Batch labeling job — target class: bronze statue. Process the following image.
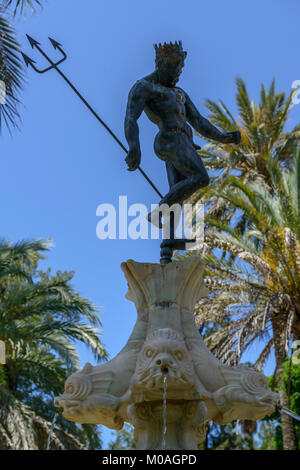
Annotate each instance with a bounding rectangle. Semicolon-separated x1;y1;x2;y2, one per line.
124;41;241;210
124;41;241;263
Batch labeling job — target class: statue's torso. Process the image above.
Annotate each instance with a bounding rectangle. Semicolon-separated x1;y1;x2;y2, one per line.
141;79;192;138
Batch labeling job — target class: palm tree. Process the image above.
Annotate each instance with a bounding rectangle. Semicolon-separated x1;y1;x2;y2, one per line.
0;0;47;132
0;8;23;132
0;386;87;449
191;78;300;233
0;238;107;449
193;152;300;449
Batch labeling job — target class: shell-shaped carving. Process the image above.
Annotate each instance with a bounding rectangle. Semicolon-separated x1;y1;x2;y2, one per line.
121;257;209;311
65;374;92;400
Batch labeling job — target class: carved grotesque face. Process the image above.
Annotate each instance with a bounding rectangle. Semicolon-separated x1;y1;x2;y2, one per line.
157;57;184;87
131;329;196;396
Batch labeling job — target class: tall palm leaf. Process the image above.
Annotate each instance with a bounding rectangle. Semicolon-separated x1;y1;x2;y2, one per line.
191;78;300;236
0;8;23;132
0;386;86;449
0;0;48;132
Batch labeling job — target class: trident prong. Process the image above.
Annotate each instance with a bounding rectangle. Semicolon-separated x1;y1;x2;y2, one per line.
22;34;67;74
48;37;67;63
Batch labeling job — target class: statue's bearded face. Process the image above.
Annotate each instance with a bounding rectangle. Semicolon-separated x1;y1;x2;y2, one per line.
157;57;184;87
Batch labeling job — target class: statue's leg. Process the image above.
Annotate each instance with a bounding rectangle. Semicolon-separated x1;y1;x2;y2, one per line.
160;135;209;207
147;163;186;228
165;161;187;188
148;134;208;229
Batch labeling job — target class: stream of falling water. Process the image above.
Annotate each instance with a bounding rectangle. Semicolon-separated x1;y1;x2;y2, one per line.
46;412;58;450
162;374;167;449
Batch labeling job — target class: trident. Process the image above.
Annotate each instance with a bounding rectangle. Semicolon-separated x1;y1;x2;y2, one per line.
22;35;163;199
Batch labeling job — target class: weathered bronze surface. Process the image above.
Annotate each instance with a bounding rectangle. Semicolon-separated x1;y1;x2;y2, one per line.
124;41;241;263
124;41;241;209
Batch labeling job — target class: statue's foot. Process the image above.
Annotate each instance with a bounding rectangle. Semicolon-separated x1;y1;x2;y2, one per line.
147;207;163;228
161;237;196;250
160;237;196;264
147;202;184;229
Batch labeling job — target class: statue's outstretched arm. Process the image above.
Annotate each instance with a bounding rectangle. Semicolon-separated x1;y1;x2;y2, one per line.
183;91;241;145
124;81;151;171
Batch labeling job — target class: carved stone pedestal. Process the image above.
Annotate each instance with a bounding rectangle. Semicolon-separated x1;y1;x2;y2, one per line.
128;400;207;450
55;257;278;450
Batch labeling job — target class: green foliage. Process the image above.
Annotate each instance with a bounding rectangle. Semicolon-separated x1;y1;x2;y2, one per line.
0;0;48;132
0;8;23;132
3;0;43;16
108;423;136;450
262;360;300;450
192;151;300;370
201;421;256;450
282;361;300;415
192;77;299;234
0;238;107;449
256;421;278;450
187;78;300;449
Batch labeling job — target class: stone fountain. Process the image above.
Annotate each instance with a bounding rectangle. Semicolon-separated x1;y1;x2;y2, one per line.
55;256;278;450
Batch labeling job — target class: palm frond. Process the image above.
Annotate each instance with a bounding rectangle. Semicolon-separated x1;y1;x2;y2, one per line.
0;9;24;132
2;0;42;17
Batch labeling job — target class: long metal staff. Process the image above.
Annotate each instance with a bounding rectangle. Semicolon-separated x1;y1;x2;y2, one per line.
276;404;300;421
22;35;163;199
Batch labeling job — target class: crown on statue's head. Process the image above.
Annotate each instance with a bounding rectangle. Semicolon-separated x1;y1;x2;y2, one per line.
154;40;187;66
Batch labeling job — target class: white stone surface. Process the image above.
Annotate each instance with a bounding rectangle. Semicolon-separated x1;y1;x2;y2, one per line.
55;257;278;449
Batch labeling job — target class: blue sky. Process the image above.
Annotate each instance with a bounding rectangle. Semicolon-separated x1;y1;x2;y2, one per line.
1;0;300;447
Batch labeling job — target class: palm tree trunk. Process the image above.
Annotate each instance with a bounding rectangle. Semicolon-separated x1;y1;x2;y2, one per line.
272;319;298;450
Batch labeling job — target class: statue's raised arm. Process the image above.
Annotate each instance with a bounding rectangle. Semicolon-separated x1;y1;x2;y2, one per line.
183;91;241;145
